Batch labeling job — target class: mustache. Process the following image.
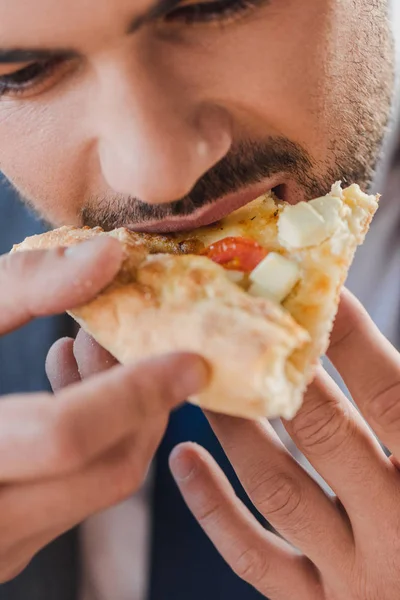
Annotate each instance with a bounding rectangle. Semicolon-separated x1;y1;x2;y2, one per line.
81;137;322;231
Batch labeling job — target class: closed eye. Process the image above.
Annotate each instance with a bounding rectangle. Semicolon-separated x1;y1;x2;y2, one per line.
164;0;269;25
0;56;74;98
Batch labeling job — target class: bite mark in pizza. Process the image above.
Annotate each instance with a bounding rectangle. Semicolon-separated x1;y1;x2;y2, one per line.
13;182;378;420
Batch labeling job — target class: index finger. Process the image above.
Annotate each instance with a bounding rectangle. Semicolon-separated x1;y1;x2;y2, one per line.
0;236;123;334
327;289;400;457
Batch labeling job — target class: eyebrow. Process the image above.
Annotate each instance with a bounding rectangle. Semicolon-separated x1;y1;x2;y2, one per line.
0;0;184;63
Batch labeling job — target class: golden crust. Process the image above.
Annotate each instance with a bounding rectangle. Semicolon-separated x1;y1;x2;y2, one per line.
172;183;379;391
12;183;378;419
73;255;309;419
13;225;309;419
281;184;378;385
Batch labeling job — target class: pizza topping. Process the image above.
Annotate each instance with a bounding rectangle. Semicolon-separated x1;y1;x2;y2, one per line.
278;202;330;249
225;270;246;284
330;181;344;200
203;237;269;272
127;232;205;255
249;252;300;303
309;195;343;231
248;281;274;300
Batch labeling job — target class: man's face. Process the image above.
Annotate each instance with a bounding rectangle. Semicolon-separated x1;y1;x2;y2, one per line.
0;0;394;232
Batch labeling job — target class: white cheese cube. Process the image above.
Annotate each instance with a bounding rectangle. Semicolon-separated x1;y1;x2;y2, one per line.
309;195;343;232
248;282;275;301
249;253;300;303
278;202;329;248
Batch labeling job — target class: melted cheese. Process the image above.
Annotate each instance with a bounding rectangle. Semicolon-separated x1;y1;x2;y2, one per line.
173;193;282;250
172;182;378;286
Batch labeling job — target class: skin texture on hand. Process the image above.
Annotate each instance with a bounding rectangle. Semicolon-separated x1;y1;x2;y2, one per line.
3;234;400;600
0;241;207;582
170;290;400;600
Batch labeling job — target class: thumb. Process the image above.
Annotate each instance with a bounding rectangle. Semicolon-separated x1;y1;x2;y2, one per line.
1;237;123;334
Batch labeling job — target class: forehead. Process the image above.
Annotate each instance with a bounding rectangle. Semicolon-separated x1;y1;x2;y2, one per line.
0;0;151;49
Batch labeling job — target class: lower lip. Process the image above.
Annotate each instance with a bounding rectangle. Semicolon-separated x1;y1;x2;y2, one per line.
127;177;286;234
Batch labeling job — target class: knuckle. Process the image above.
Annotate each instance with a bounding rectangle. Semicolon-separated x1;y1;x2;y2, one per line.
290;394;347;458
232;546;270;587
329;318;357;356
248;468;302;523
1;249;44;287
0;249;65;320
0;249;32;277
196;500;222;528
364;380;400;432
329;295;365;356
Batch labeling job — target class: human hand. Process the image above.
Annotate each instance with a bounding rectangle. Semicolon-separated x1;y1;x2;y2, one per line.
0;239;206;582
171;290;400;599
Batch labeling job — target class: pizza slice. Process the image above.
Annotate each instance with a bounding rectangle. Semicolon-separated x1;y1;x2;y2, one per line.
13;182;378;420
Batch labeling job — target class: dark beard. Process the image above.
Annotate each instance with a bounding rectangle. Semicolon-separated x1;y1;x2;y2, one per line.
80;135;369;232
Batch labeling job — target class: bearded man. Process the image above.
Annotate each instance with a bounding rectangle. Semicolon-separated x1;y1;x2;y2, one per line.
0;1;398;599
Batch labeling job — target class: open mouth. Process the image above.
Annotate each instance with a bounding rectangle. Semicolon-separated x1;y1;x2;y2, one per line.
127;178;297;235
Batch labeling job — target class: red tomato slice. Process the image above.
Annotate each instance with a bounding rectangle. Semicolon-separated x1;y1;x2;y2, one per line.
203;237;268;272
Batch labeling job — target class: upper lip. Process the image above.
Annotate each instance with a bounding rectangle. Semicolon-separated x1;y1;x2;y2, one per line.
127;175;287;234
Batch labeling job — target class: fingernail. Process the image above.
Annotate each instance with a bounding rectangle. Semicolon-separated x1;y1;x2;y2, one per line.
65;239;96;259
65;237;121;261
170;447;197;482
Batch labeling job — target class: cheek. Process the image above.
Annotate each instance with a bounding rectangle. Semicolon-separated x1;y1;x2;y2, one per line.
0;99;90;226
177;0;347;165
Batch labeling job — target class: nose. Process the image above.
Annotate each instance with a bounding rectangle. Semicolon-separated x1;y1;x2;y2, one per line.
95;70;232;204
